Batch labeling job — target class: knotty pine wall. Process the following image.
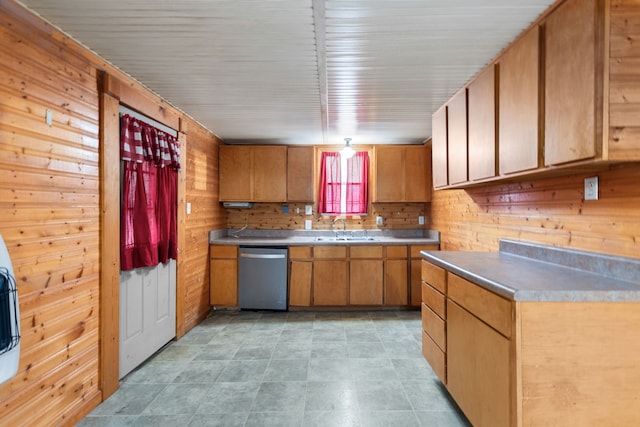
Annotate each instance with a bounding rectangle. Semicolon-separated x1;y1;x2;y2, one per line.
0;2;224;426
227;202;429;230
431;163;640;259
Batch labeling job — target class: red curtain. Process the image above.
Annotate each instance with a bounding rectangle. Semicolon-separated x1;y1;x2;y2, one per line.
345;151;369;214
120;114;180;271
318;151;369;215
318;152;341;214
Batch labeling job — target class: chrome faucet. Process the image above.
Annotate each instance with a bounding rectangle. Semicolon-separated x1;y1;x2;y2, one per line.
332;218;346;238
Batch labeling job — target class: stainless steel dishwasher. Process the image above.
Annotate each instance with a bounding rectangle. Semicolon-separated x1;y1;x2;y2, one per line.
238;246;288;310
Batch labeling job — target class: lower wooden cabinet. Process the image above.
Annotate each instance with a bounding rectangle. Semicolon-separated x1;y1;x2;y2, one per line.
411;245;438;306
313;260;348;305
210;245;238;306
447;300;512;427
421;260;640;427
289;246;313;306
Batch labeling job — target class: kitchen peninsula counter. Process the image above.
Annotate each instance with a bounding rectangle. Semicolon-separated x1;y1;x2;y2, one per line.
418;239;640;427
421;239;640;302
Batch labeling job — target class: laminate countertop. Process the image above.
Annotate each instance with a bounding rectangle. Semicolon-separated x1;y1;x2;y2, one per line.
209;229;440;247
421;239;640;302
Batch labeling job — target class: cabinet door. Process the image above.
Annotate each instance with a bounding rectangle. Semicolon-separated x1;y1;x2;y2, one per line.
210;258;238;306
545;0;597;165
499;26;540;175
289;260;312;306
447;89;468;185
287;146;314;201
313;260;347;305
374;146;404;202
384;259;408;305
468;64;497;181
253;146;287;201
219;145;251;201
405;145;431;202
410;259;423;307
447;300;511;427
349;259;383;305
431;105;448;188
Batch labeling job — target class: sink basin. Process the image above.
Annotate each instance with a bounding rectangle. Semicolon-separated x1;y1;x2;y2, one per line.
314;236;377;242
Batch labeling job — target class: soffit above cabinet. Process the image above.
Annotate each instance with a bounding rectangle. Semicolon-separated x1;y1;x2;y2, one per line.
20;0;555;145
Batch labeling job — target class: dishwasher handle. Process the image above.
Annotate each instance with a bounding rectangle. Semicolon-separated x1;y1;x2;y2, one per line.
240;253;286;260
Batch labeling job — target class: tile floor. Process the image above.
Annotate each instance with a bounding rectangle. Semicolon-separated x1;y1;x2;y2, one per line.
78;310;471;427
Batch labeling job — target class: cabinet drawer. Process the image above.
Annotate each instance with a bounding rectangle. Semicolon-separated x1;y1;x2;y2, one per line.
350;245;383;259
421;261;446;293
422;282;445;319
448;273;512;338
386;245;408;259
289;246;312;259
422;330;446;384
314;245;347;259
422;303;446;352
210;245;237;258
411;245;439;258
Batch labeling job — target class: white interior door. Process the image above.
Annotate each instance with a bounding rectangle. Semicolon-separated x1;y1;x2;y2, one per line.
119;259;176;378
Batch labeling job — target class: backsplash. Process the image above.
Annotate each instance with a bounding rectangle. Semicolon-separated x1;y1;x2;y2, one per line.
226;202;429;230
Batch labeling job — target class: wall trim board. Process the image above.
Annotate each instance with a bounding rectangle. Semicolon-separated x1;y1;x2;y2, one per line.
98;89;120;400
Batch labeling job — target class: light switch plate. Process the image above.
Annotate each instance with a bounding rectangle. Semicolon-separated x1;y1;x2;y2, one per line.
584;177;598;201
305;219;312;230
305;205;313;215
186;202;191;214
376;216;383;226
418;216;425;225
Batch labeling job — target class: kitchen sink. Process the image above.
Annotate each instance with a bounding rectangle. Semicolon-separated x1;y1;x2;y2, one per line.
314;236;378;242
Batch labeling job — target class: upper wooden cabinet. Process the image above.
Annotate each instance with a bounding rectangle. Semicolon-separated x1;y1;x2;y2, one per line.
545;0;597;166
468;64;497;181
373;145;431;202
447;89;468;185
432;0;640;190
499;25;541;175
287;146;314;202
431;105;448;189
219;145;287;202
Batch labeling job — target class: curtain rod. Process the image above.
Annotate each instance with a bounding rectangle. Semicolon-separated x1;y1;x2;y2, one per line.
118;105;178;138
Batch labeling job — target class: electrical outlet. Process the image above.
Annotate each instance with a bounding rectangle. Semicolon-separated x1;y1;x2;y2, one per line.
584;177;598;201
376;216;383;226
186;202;191;215
418;215;425;225
304;219;312;230
305;205;313;215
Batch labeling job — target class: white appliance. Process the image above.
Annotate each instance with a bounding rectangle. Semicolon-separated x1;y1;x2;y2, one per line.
0;234;20;385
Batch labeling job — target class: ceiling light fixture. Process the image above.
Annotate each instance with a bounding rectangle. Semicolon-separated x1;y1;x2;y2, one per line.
340;137;355;159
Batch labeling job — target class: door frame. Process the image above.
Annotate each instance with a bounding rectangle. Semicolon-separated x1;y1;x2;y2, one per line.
98;72;186;399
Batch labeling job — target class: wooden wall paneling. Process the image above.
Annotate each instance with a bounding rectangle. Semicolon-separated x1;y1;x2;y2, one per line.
608;0;640;160
98;90;120;400
182;119;224;331
499;25;541;175
0;3;103;424
430;163;640;259
1;3;225;425
175;130;187;338
226;202;428;231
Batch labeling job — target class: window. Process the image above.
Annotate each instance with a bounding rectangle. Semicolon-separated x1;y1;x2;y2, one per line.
318;151;369;215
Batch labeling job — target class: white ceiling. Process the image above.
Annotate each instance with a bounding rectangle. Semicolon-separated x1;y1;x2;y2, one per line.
19;0;556;146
